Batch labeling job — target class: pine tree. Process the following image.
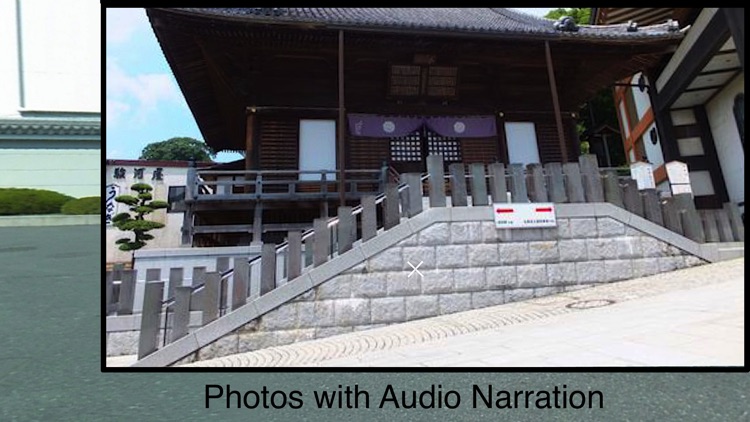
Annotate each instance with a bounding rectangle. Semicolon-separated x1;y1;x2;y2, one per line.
111;183;168;252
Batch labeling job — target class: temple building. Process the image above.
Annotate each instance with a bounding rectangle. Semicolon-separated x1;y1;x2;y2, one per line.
146;7;684;245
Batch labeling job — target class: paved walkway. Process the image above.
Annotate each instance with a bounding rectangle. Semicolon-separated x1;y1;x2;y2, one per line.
177;257;744;368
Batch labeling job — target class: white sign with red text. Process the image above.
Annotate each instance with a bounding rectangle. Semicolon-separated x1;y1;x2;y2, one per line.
493;203;557;228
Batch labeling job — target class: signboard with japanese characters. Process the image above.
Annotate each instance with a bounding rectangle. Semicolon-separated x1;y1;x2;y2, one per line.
629;161;656;190
665;161;692;195
105;184;119;225
493;203;557;228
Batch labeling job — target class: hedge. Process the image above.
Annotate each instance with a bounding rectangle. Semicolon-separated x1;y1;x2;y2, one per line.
0;188;75;215
61;196;101;215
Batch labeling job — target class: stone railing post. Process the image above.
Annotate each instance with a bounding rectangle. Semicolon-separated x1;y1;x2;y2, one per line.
562;162;585;203
544;162;567;203
509;164;528;203
361;195;377;242
470;164;489;206
426;154;446;207
137;280;164;359
232;257;249;310
488;163;508;203
449;163;468;206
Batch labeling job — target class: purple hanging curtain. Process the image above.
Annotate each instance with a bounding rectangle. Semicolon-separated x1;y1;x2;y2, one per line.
425;115;497;138
348;114;424;138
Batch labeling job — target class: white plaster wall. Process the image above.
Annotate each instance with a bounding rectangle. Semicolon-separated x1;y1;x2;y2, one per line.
631;73;651;121
0;1;20;117
642;122;665;168
106;165;188;264
19;0;101;112
0;140;99;197
706;74;744;208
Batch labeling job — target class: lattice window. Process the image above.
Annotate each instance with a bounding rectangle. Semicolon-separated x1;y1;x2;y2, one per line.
390;131;423;162
388;65;422;97
388;65;458;98
426;66;458;97
427;131;462;163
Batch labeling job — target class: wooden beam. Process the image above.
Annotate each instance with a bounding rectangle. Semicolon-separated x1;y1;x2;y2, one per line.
544;41;568;163
722;7;745;71
654;12;729;111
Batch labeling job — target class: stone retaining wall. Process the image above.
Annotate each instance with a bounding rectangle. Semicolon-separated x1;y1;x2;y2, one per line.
174;216;704;364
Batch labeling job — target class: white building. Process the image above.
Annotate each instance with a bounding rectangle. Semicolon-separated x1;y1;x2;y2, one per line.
106;160;209;266
0;0;101;198
594;8;744;216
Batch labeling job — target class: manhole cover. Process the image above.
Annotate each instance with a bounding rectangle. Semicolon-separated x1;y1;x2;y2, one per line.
566;299;615;310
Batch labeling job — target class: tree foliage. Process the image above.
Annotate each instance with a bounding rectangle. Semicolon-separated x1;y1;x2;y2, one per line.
545;8;592;25
139;137;215;162
112;183;167;251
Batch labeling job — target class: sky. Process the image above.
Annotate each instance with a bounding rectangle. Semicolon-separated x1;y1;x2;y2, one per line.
105;8;557;163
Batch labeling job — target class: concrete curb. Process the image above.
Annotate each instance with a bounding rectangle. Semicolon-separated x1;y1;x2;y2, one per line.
0;214;100;227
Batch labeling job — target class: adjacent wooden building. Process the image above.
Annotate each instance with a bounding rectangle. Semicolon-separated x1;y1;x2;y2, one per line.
146;8;682;246
593;8;744;213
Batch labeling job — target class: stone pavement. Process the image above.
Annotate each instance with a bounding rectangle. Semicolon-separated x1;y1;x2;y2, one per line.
176;257;744;368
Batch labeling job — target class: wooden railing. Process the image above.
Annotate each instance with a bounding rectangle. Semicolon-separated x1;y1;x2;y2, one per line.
186;167;388;202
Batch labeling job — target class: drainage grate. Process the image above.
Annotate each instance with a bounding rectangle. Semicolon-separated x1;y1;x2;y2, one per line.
565;299;616;310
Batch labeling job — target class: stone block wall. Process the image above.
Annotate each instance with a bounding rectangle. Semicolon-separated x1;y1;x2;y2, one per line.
176;216;705;363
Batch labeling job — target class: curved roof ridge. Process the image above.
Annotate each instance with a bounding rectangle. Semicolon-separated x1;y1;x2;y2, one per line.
163;8;683;41
489;8;554;26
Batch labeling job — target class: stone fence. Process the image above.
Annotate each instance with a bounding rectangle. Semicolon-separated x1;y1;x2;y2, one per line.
107;154;744;365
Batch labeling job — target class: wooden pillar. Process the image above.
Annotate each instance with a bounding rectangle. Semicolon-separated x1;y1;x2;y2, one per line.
244;112;257;205
245;112;256;170
337;30;346;207
544;40;568;163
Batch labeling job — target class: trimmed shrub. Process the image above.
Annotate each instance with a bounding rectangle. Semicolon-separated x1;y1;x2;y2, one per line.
61;196;101;215
0;188;74;215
